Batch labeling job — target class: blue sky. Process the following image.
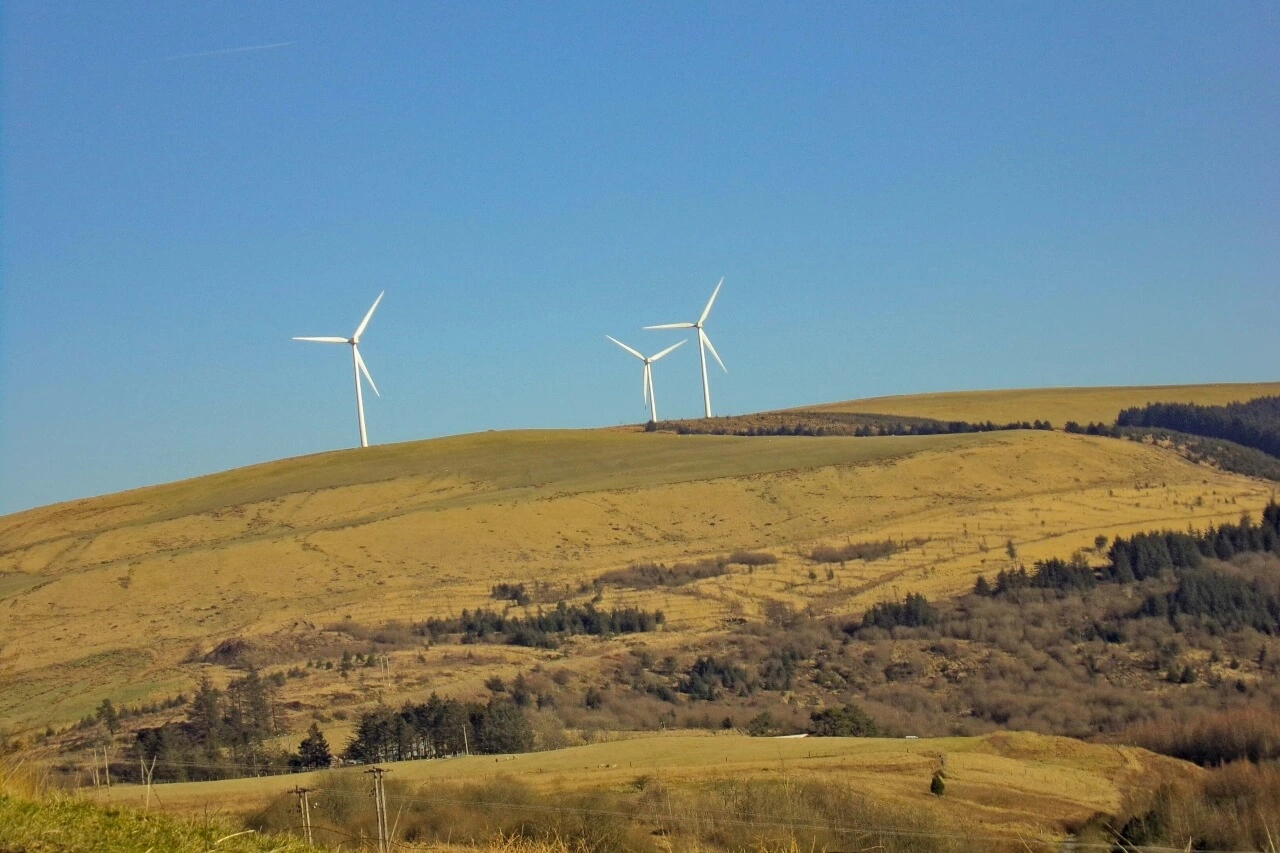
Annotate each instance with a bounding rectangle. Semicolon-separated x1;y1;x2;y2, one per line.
2;2;1277;514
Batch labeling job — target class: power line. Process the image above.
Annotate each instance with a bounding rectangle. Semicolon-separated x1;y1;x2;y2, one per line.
75;754;1246;853
279;784;1236;853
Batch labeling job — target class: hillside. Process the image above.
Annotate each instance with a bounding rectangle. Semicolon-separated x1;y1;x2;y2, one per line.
103;730;1193;849
0;384;1274;740
806;381;1280;427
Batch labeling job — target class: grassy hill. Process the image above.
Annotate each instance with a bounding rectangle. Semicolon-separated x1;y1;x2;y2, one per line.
89;730;1194;850
1;385;1276;740
4;381;1280;849
806;381;1280;427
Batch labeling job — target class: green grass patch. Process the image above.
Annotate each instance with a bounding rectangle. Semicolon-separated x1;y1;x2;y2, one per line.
0;793;316;853
0;573;47;601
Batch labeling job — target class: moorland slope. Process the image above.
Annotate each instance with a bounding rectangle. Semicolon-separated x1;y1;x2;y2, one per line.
808;381;1280;427
0;384;1275;738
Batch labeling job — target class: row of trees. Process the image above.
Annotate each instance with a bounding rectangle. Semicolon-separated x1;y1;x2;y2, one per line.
972;503;1280;635
1117;396;1280;460
858;593;937;630
743;703;879;737
343;695;533;764
416;602;664;648
1063;421;1123;437
670;417;1055;438
131;670;279;781
976;504;1280;598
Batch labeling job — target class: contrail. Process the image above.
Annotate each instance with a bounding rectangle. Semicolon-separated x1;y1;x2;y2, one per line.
163;41;293;61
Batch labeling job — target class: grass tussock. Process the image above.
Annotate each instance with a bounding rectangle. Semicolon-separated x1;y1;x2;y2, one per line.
1;756;46;801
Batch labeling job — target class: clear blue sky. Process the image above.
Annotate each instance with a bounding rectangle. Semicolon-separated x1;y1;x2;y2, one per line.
2;2;1277;514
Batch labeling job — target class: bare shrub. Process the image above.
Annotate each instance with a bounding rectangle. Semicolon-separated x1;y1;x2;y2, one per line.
1122;708;1280;765
596;558;727;589
726;550;778;566
808;539;898;564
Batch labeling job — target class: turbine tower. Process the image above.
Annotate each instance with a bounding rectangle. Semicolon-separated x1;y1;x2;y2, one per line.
645;277;726;418
606;336;685;424
293;291;384;448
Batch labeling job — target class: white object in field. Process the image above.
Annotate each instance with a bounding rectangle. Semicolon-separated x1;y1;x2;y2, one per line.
644;277;726;418
293;291;384;448
606;336;685;424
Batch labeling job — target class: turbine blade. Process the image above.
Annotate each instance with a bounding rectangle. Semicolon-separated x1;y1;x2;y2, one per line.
644;322;695;330
353;291;385;340
649;339;686;362
606;335;645;361
701;329;727;373
698;276;724;325
293;336;349;343
354;347;380;397
643;363;651;405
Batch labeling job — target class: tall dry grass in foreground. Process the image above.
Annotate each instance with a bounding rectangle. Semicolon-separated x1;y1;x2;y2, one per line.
251;772;990;852
0;754;317;853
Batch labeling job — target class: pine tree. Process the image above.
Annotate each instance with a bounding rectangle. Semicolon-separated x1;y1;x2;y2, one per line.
189;676;223;751
96;699;119;734
293;722;332;769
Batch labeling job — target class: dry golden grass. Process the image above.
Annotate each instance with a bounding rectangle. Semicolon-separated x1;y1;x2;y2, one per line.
100;730;1191;846
0;385;1275;738
805;381;1280;426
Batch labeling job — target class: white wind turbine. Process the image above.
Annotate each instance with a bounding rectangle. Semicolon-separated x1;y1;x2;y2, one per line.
645;277;726;418
606;336;685;424
293;291;384;448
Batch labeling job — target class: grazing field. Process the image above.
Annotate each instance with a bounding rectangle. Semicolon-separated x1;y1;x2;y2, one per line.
0;389;1275;738
97;730;1190;847
806;381;1280;427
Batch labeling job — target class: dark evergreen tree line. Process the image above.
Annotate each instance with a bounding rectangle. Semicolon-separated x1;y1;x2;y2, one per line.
673;418;1055;438
678;656;752;701
859;593;937;630
415;602;664;648
983;554;1097;596
1117;395;1280;460
1138;568;1280;635
1064;421;1123;437
343;694;533;764
973;503;1280;634
806;703;878;737
976;504;1280;599
130;669;278;782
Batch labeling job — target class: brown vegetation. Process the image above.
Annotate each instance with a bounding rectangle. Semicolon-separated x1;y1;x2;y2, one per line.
250;767;991;852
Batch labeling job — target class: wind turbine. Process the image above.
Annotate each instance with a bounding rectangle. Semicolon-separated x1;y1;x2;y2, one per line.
293;291;384;448
645;277;726;418
606;336;685;424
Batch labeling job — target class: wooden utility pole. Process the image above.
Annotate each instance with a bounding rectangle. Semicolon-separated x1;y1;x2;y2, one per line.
291;786;315;845
139;756;157;809
365;767;391;853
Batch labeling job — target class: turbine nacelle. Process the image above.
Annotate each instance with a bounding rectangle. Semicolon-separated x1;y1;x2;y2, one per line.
644;277;726;418
606;336;684;423
293;291;385;448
